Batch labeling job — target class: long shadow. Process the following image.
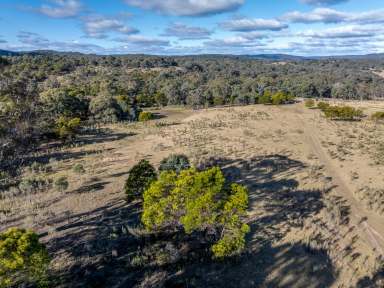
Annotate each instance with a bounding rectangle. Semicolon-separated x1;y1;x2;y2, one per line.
46;154;336;288
3;129;134;170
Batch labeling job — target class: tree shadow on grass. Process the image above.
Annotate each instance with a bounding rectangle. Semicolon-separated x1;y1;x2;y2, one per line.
45;154;336;288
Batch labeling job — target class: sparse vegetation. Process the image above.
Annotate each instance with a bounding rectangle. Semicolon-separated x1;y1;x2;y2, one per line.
159;154;190;173
54;176;69;192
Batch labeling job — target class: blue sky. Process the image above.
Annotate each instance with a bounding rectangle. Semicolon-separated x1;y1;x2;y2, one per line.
0;0;383;55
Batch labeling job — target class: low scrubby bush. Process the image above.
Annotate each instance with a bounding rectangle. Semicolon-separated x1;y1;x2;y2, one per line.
317;101;330;111
55;116;81;139
159;154;190;173
72;163;85;174
18;177;52;194
138;111;154;122
304;99;315;108
142;167;249;258
323;105;363;121
54;176;69;192
124;160;157;201
371;111;384;121
0;228;50;288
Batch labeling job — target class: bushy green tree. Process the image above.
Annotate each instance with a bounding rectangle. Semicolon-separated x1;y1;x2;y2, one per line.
159;154;190;173
0;228;50;288
124;160;157;201
89;94;124;123
142;167;249;258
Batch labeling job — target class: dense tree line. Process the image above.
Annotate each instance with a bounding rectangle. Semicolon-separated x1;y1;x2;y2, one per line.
1;53;384;166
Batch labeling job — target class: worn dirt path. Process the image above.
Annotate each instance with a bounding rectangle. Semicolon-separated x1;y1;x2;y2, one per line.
290;105;384;255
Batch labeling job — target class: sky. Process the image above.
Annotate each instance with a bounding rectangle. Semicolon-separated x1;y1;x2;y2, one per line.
0;0;383;56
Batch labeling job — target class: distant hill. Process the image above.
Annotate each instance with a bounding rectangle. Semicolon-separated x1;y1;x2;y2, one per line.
0;50;20;56
1;49;384;61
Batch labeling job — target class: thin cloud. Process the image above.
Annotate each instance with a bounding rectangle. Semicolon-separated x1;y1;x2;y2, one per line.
37;0;82;18
114;35;170;47
124;0;244;16
301;0;348;6
282;8;384;24
220;17;288;31
82;16;139;39
162;23;212;40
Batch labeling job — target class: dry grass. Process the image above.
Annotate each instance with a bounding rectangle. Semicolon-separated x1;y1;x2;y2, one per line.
2;103;384;287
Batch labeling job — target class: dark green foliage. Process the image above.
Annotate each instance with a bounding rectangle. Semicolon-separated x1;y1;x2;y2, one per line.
89;94;124;123
54;176;69;192
159;154;190;173
124;160;157;201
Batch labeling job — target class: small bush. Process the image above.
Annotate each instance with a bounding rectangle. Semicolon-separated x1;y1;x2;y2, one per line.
0;228;50;288
138;111;154;122
54;176;69;192
124;160;157;201
55;116;81;139
28;162;52;174
323;105;363;121
317;101;330;111
159;154;190;173
72;163;85;174
271;91;295;105
18;177;52;194
371;111;384;121
305;99;315;108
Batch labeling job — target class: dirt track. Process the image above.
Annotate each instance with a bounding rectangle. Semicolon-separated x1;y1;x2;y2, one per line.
293;105;384;254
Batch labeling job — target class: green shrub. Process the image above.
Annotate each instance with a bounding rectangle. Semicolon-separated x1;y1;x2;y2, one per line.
371;111;384;121
323;105;363;121
142;167;249;258
55;116;81;139
138;111;154;122
54;176;69;192
72;163;85;174
271;91;295;105
159;154;190;173
0;228;50;288
18;177;52;194
124;160;157;201
305;99;315;108
258;91;272;104
317;101;330;111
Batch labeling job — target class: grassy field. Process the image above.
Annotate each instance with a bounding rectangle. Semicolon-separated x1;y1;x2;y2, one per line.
3;101;384;287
